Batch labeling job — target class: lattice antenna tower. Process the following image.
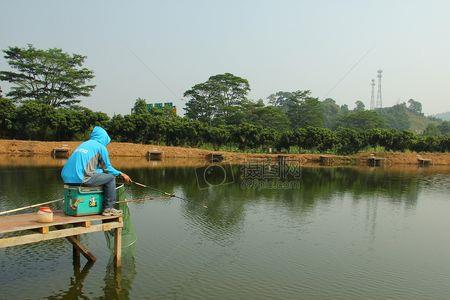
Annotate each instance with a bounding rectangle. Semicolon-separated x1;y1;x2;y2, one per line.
370;79;375;110
376;70;383;108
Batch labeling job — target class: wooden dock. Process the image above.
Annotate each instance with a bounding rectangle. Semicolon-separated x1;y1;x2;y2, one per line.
367;156;386;167
147;150;163;161
52;147;70;159
0;211;123;267
417;156;432;167
207;153;224;163
319;155;333;166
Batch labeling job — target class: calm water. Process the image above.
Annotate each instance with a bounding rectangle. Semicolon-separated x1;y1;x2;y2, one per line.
1;158;450;299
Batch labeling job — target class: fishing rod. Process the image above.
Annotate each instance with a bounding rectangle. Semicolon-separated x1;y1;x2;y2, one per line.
117;195;171;204
0;182;187;216
0;198;64;216
131;180;188;201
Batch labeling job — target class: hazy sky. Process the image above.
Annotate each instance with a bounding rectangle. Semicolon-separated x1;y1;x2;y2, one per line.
1;0;449;115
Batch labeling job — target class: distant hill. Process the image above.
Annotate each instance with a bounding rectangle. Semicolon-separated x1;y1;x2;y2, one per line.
434;112;450;121
406;110;441;133
377;104;441;133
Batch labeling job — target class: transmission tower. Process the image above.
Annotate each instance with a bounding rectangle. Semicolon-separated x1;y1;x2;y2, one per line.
376;70;383;108
370;79;375;110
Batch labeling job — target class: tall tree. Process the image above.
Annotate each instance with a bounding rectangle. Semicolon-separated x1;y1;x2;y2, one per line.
354;100;365;112
184;73;250;124
298;97;324;128
321;98;340;129
132;98;148;114
267;90;311;128
245;100;290;131
0;45;95;107
407;99;422;115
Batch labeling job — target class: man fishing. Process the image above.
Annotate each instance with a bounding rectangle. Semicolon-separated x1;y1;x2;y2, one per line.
61;126;131;216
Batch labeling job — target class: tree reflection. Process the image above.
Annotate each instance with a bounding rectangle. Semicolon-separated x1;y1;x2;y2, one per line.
0;164;444;245
145;166;434;242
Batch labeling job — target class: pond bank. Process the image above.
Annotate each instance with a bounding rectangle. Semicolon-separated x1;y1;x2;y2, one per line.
2;139;450;166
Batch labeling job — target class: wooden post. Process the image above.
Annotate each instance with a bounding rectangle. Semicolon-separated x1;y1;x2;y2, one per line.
66;235;96;262
54;225;96;263
114;227;122;267
73;235;81;266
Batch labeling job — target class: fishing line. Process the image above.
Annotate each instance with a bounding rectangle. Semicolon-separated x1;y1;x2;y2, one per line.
131;180;188;201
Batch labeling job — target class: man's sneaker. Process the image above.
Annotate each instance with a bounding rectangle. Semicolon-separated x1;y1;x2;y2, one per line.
102;208;122;216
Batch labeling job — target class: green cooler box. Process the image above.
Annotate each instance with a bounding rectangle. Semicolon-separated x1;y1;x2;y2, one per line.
64;184;125;216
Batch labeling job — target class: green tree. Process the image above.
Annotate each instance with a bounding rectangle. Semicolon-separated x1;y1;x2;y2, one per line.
51;106;109;140
390;130;418;151
294;127;336;152
340;104;349;113
321;98;340;129
132;98;148;114
337;110;386;130
230;123;261;150
298;97;324;128
366;128;395;149
335;127;366;154
378;103;411;130
0;45;95;107
13;100;55;139
437;121;450;136
207;125;231;150
0;98;16;138
268;90;310;128
276;131;293;153
184;73;250;124
407;99;422;115
423;124;441;136
244;100;290;131
354;100;365;112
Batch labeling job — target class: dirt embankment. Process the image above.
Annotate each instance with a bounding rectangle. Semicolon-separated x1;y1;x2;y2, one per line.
1;139;450;166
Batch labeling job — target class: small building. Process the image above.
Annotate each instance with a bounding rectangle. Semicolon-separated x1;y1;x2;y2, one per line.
146;102;177;114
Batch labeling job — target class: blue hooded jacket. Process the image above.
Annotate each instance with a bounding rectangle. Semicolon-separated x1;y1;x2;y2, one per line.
61;126;122;183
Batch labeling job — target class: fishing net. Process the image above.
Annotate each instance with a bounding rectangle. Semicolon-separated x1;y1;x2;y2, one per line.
104;185;137;250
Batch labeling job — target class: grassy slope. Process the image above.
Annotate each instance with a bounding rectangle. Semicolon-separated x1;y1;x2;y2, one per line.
406;110;440;133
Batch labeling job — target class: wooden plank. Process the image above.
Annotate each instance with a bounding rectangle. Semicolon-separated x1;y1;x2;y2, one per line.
65;235;96;262
74;221;91;228
0;211;120;234
0;222;122;248
114;227;122;267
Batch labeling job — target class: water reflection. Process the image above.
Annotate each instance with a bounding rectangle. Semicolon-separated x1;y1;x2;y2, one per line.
2;162;449;230
47;261;94;300
44;248;136;300
176;166;429;239
101;248;137;300
2;157;450;299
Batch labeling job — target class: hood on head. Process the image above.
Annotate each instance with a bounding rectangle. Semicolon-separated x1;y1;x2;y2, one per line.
90;126;111;146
